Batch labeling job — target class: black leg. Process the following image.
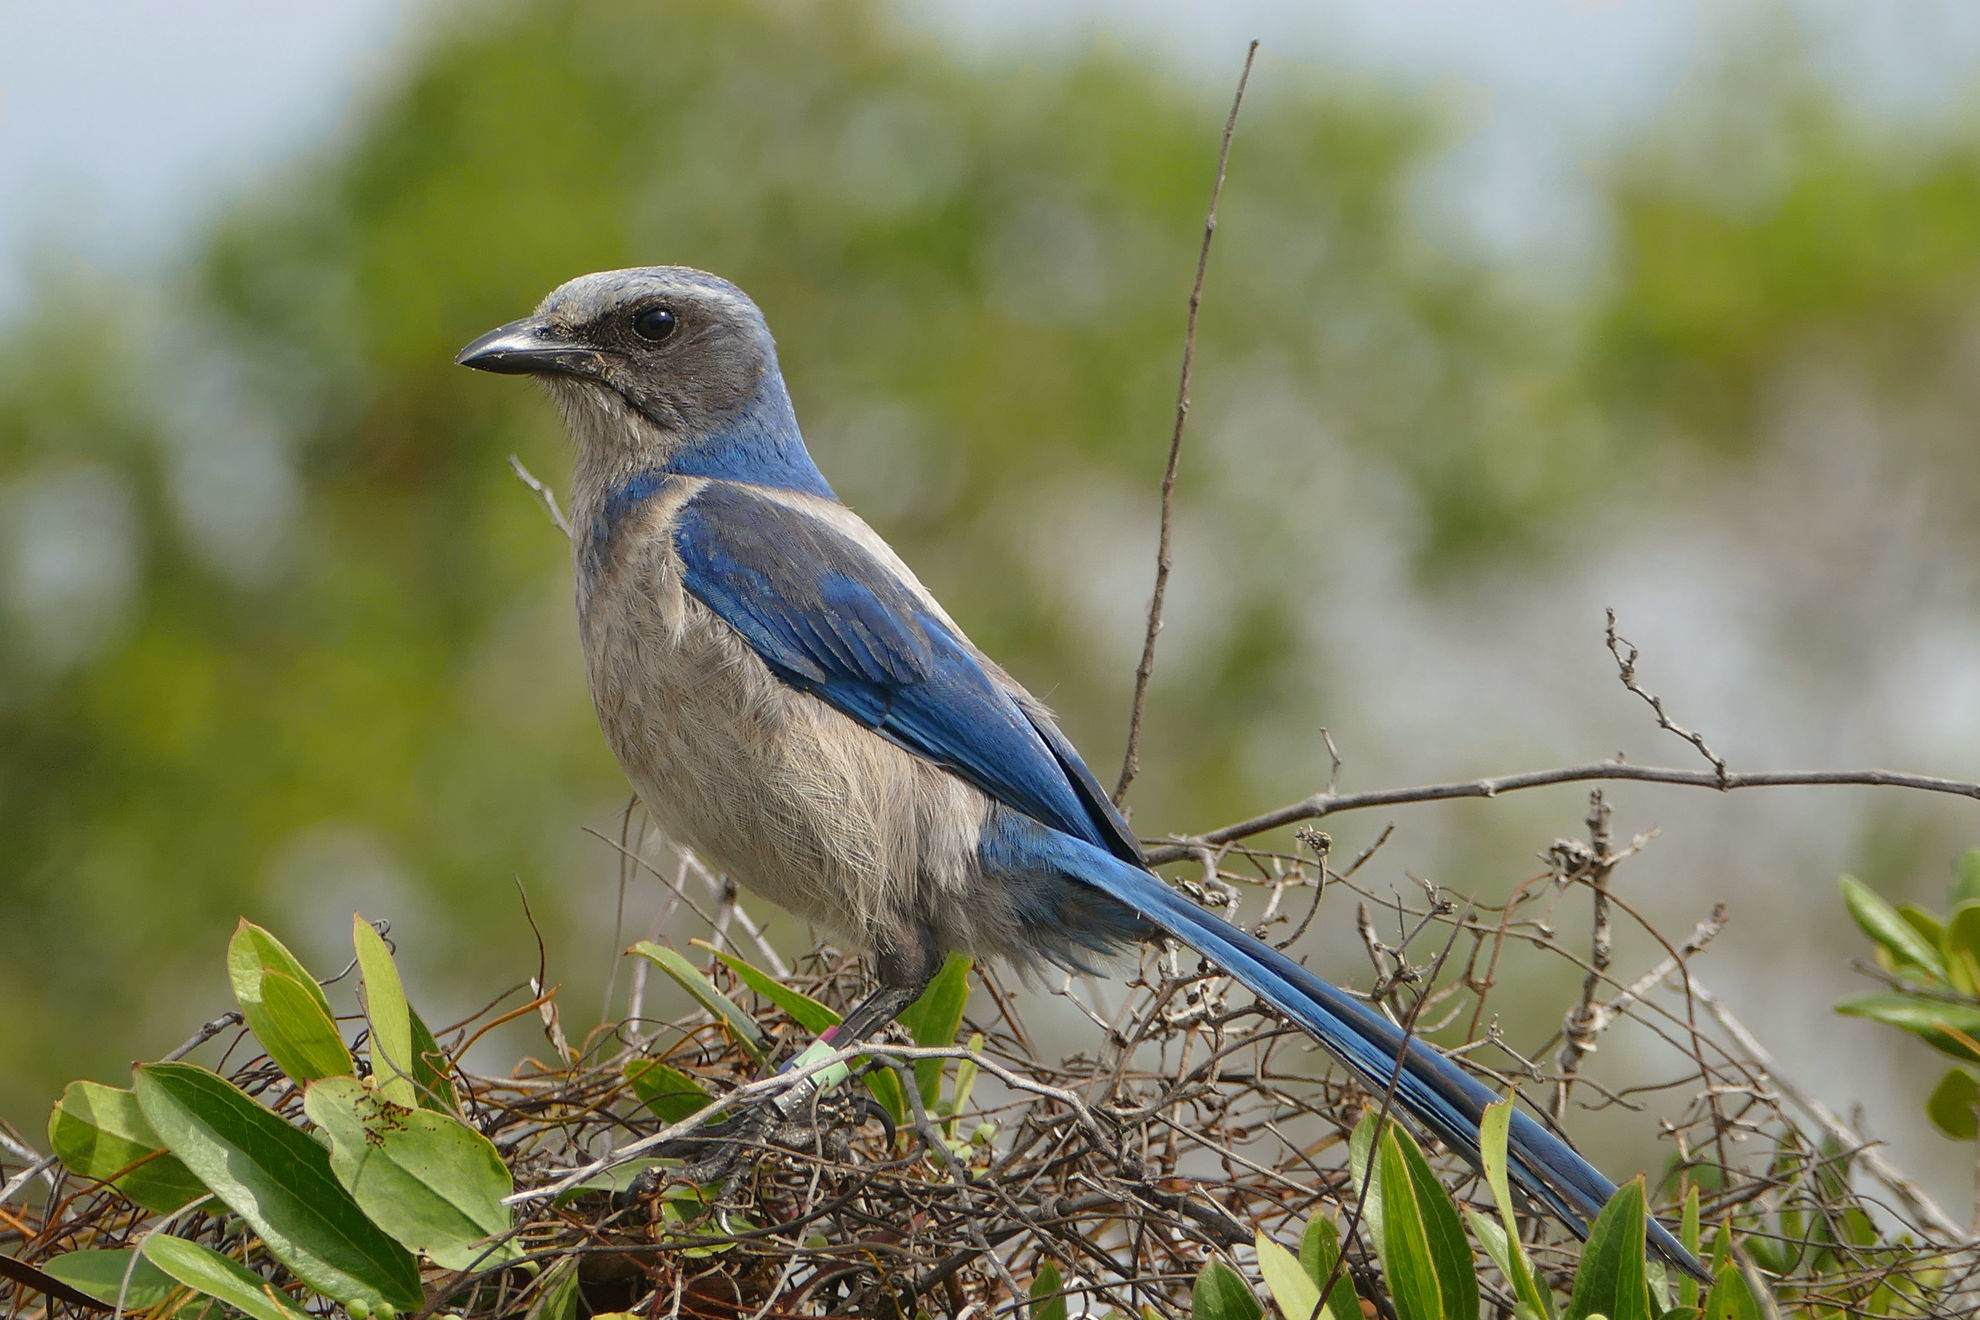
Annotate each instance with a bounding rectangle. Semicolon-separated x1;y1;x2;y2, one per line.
771;938;937;1118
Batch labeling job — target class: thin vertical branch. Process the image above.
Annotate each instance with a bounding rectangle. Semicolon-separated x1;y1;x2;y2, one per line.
1554;791;1615;1119
1114;40;1259;807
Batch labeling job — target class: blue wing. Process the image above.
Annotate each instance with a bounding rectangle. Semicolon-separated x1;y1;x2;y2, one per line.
671;480;1142;864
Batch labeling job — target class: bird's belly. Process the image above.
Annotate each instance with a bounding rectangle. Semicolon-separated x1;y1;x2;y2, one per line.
580;581;988;955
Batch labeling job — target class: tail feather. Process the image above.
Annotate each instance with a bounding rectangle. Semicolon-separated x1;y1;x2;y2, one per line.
1048;832;1711;1283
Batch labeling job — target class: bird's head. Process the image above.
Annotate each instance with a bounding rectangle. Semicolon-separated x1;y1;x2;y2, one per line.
457;266;788;477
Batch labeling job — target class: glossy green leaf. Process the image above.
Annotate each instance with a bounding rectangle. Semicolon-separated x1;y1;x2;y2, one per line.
228;920;353;1084
1839;875;1944;977
624;1057;715;1123
1190;1259;1263;1320
896;952;972;1109
1481;1098;1554;1319
1297;1213;1361;1320
353;914;416;1108
629;941;769;1063
47;1080;207;1212
1378;1130;1448;1320
1567;1177;1653;1320
142;1235;309;1320
1257;1231;1321;1320
1836;993;1980;1061
38;1248;177;1310
527;1257;582;1320
132;1062;422;1311
408;1005;460;1113
1030;1259;1068;1320
305;1075;521;1271
1927;1067;1980;1140
702;943;842;1034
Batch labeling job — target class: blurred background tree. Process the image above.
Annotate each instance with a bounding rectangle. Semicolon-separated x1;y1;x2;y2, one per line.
6;0;1980;1205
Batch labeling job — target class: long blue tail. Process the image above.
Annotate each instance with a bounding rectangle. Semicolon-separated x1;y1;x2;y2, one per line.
1003;821;1711;1283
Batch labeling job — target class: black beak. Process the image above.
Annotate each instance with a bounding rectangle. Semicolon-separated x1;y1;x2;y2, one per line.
455;317;606;378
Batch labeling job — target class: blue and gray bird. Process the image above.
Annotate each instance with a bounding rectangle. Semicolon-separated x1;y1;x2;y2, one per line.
458;266;1707;1281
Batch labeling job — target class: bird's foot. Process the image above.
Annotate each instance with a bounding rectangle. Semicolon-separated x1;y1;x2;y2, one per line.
625;1076;892;1205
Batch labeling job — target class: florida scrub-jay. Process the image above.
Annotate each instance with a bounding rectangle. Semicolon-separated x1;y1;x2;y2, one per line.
457;266;1705;1281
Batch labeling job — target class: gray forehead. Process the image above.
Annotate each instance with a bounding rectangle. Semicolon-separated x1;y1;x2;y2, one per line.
535;266;765;329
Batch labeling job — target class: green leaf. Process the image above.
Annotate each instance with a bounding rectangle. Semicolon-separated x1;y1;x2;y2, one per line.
142;1235;309;1320
1257;1231;1321;1320
353;914;417;1108
1927;1068;1980;1140
702;943;842;1034
951;1031;983;1120
1030;1259;1068;1320
527;1257;582;1320
1347;1110;1387;1262
860;1058;910;1130
262;971;359;1083
38;1248;178;1310
48;1079;209;1212
1387;1119;1477;1320
229;920;336;1019
1836;993;1980;1061
1897;904;1946;951
1678;1184;1702;1312
1480;1099;1554;1320
895;952;972;1110
1699;1262;1761;1320
304;1075;522;1272
629;942;770;1063
1944;902;1980;996
1839;875;1945;977
1567;1177;1653;1320
1953;849;1980;909
624;1058;715;1123
228;920;354;1084
408;1005;460;1113
1378;1128;1450;1320
1190;1259;1263;1320
1297;1213;1360;1320
133;1062;423;1311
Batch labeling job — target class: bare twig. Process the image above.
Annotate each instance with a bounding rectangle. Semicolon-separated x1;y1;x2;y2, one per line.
508;453;573;538
1143;760;1980;864
1114;40;1259;807
1607;609;1729;783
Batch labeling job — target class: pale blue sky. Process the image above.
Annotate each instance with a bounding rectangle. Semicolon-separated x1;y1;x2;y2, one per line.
5;1;1980;314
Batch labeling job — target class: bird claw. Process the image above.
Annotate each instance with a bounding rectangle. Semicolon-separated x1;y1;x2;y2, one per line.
621;1085;891;1208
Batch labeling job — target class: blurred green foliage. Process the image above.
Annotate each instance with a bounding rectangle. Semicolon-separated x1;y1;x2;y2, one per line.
6;0;1980;1136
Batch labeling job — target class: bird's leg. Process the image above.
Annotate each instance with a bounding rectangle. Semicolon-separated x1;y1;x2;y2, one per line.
641;938;938;1193
771;980;927;1118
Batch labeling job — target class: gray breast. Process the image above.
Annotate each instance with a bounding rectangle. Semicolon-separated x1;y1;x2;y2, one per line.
574;487;1004;963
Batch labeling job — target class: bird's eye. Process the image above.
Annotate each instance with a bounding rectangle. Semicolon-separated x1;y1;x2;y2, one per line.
632;306;679;343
